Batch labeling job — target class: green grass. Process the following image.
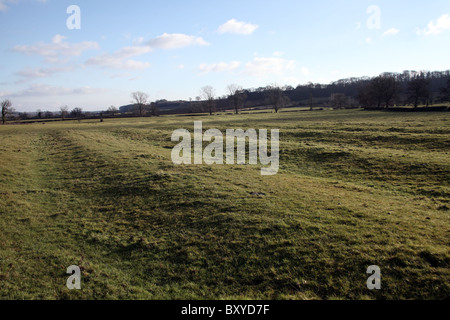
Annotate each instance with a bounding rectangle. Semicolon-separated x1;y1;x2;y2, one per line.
0;109;449;300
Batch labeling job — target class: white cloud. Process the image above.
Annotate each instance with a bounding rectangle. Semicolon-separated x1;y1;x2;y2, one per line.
366;37;373;44
86;33;208;70
218;19;259;35
382;28;399;36
244;57;296;77
85;45;151;70
196;56;303;81
114;46;152;59
198;61;241;74
11;84;107;97
109;73;131;79
15;66;73;79
273;51;285;57
13;35;99;63
133;37;145;45
147;33;209;49
52;34;66;44
417;14;450;36
86;55;151;70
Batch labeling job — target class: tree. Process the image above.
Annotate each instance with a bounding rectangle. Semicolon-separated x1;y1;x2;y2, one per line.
71;107;83;121
407;76;430;108
308;93;314;111
439;79;450;103
107;106;119;116
265;84;286;113
37;109;43;119
131;91;149;117
371;75;399;109
149;102;159;116
357;82;376;109
190;96;203;113
1;99;13;124
330;93;348;109
227;84;246;114
358;75;399;109
200;86;216;115
60;106;69;120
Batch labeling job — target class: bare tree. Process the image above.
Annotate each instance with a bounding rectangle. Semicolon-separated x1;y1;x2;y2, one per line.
107;105;119;116
1;99;13;124
149;102;159;116
60;106;69;120
227;84;246;114
357;82;376;109
131;91;149;117
330;93;348;109
190;96;203;113
358;75;399;109
19;112;28;120
200;86;216;115
407;76;430;108
371;75;399;109
265;84;286;113
439;79;450;103
71;107;83;121
308;93;314;111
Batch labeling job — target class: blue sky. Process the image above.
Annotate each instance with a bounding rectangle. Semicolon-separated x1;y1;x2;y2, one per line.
1;0;450;112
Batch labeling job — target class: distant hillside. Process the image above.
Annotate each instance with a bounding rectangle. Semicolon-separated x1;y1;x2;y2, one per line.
118;70;450;115
119;100;192;114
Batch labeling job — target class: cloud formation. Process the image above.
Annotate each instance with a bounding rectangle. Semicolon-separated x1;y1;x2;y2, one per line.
197;54;303;82
13;35;99;63
10;84;107;97
86;56;151;70
218;19;259;35
15;66;73;80
86;33;208;70
85;45;152;70
244;57;296;77
417;14;450;35
383;28;399;36
198;61;241;74
147;33;209;49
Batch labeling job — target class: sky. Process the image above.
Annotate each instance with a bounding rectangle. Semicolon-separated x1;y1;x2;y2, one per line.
1;0;450;112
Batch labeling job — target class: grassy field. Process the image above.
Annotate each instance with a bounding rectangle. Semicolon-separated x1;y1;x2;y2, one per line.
0;109;449;300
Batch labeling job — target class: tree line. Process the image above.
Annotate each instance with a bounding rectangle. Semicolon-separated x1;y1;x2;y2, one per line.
1;70;449;124
357;71;450;109
152;70;450;114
